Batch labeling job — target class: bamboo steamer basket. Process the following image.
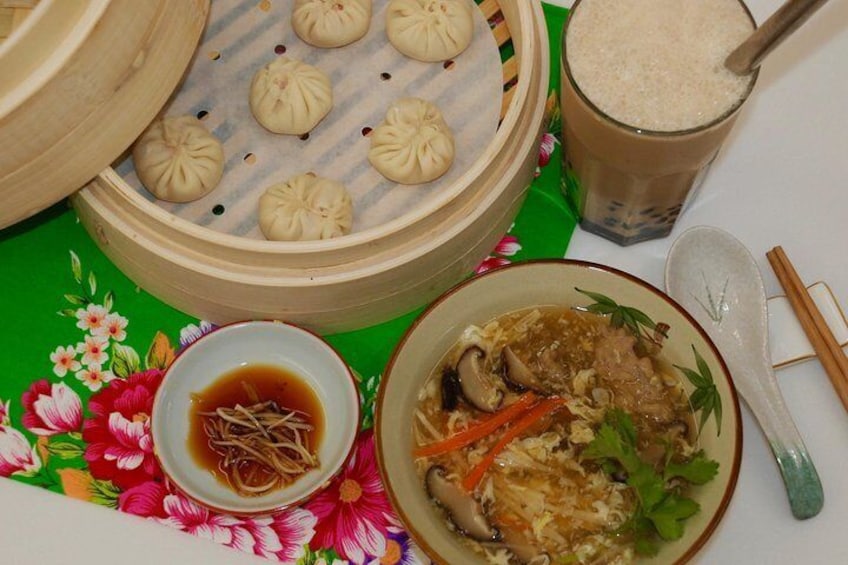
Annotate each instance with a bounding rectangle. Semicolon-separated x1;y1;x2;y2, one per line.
0;0;209;229
70;0;550;334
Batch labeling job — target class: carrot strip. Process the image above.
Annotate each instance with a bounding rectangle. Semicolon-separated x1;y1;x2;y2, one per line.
462;397;567;492
413;392;538;458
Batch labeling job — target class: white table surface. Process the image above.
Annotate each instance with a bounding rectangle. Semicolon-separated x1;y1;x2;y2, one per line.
2;1;847;563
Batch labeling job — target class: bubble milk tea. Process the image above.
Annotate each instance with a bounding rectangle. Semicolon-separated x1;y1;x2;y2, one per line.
560;0;757;246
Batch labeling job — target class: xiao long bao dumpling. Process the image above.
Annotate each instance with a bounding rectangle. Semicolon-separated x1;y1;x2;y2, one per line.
368;97;455;184
258;173;354;241
249;57;333;135
385;0;474;62
132;115;224;203
292;0;372;48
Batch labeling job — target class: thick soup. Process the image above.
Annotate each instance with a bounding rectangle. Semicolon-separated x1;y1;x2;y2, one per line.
413;307;715;564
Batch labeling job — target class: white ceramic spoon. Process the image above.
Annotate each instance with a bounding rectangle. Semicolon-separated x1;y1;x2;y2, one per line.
665;225;823;519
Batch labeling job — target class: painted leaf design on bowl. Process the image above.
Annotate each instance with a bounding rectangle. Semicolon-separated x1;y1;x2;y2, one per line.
575;287;669;349
675;346;723;437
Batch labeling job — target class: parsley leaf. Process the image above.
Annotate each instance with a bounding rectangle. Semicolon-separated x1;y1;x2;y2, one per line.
582;409;719;555
664;450;720;485
648;494;700;540
628;465;666;510
582;409;641;473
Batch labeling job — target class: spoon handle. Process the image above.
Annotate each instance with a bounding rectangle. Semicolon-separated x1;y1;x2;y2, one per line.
725;0;830;75
740;365;824;519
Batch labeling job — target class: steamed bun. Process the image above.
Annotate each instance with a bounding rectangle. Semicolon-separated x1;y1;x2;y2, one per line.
292;0;372;48
132;115;224;203
385;0;474;62
249;57;333;135
368;97;455;184
259;173;353;241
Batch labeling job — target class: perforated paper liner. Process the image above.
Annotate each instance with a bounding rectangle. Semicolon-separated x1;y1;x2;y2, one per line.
115;0;503;240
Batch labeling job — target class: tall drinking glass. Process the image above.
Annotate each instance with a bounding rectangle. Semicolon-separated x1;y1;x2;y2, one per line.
560;0;759;246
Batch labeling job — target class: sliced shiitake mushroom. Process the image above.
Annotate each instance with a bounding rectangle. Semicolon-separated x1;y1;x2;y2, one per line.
483;524;550;565
456;346;503;412
440;367;461;411
425;465;500;542
501;346;546;393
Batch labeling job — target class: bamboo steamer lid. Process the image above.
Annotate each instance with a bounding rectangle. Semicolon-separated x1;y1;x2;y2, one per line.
0;0;209;229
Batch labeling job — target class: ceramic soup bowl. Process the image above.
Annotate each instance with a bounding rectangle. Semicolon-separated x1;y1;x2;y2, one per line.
376;260;741;564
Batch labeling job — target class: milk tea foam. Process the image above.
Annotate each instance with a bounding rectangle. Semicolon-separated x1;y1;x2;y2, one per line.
566;0;754;132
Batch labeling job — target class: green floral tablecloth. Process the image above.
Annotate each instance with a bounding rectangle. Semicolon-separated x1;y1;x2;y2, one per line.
0;4;573;564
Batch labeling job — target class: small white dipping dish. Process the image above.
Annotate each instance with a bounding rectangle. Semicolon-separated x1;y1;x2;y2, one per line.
152;320;360;515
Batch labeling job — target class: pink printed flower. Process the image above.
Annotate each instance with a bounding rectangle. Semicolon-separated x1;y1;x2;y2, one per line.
75;363;116;392
130;484;317;561
50;345;81;377
157;494;257;552
305;429;397;564
475;234;523;274
118;481;168;518
75;303;109;332
77;334;110;366
261;507;318;562
21;380;83;436
0;424;41;478
475;256;511;274
493;234;522;257
538;132;558;169
94;313;128;342
103;412;154;470
83;369;163;489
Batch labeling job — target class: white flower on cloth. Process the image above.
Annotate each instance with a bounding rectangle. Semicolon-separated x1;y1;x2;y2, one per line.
75;363;116;392
21;381;83;436
93;312;128;342
75;303;110;333
179;320;215;349
103;412;153;471
0;424;42;478
50;345;82;377
77;334;110;366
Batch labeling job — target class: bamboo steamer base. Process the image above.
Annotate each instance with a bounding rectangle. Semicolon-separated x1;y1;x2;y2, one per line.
71;1;549;334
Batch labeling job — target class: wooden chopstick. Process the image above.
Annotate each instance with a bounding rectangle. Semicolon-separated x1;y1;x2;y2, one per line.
766;245;848;411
